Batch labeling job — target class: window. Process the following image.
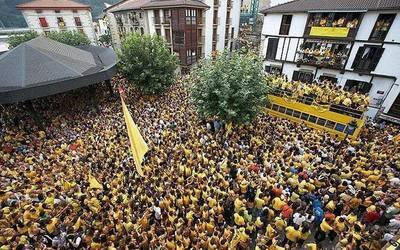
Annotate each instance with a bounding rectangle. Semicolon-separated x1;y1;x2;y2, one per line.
231;27;234;39
319;75;337;84
285;108;293;116
154;10;160;24
279;15;292;35
140;27;144;35
352;45;384;72
139;12;142;19
266;37;278;60
156;28;161;36
300;113;309;121
308;115;317;123
292;110;301;118
325;120;335;129
264;65;282;75
186;9;196;24
317;118;326;126
39;17;48;28
213;10;218;24
55;10;60;13
278;106;286;113
74;17;82;27
213;28;218;42
292;71;314;83
57;17;65;28
186;49;196;65
164;9;171;23
343;80;372;94
272;104;279;111
73;9;78;13
174;30;184;45
335;123;345;132
36;10;42;14
165;29;171;43
370;14;396;41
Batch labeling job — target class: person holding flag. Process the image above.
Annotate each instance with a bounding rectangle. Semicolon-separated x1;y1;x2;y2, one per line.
119;85;149;177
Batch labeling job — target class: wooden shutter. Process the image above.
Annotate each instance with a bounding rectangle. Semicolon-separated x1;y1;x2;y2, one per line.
351;46;365;69
292;71;299;81
266;38;278;60
370;47;385;71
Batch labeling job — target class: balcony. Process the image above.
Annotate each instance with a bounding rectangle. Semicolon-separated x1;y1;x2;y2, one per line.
270;88;364;119
296;50;347;70
296;41;349;70
304;12;362;39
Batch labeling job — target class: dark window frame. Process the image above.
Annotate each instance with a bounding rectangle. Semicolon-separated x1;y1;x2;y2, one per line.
279;15;292;35
370;13;396;41
266;37;279;60
351;45;384;72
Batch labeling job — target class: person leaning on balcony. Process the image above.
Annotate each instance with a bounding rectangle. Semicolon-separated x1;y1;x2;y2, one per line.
342;95;352;107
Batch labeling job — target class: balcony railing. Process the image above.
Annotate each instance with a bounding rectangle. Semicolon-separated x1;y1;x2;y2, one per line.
271;88;364;119
296;50;347;70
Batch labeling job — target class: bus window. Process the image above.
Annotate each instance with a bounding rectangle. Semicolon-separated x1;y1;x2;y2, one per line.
325;120;335;129
300;113;309;121
286;108;293;116
308;115;317;123
335;123;345;132
317;118;326;126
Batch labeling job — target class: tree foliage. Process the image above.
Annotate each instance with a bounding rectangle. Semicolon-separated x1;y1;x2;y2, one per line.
46;31;91;46
8;30;38;49
118;33;179;94
99;33;112;47
7;30;91;48
189;51;269;124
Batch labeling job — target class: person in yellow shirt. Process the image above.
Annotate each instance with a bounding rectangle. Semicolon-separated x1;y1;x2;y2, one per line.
234;212;245;226
284;225;301;244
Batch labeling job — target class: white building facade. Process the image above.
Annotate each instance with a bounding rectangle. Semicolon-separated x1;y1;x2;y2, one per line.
17;0;97;43
260;0;400;123
105;0;240;70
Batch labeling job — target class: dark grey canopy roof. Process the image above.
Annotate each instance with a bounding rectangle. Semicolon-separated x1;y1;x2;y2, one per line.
0;36;117;104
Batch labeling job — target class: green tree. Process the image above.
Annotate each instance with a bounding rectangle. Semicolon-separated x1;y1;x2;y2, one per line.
189;51;269;124
118;33;178;94
8;30;38;49
47;31;90;46
98;33;112;47
7;30;90;48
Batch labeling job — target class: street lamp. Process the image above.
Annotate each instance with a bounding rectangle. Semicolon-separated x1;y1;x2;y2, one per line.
333;120;358;164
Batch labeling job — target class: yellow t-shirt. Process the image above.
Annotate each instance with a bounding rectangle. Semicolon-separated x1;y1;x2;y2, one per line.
320;219;333;233
285;226;300;242
234;213;245;226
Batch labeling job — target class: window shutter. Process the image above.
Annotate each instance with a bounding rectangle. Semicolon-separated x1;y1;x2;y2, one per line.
370;47;385;71
266;38;278;60
292;71;299;81
351;46;365;69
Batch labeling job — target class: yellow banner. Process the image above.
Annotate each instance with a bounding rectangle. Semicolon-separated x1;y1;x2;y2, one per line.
310;27;349;38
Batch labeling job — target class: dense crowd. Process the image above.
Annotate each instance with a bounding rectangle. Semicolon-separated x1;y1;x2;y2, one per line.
268;75;370;111
0;76;400;250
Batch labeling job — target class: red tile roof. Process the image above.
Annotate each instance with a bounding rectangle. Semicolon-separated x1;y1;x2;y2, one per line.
17;0;91;10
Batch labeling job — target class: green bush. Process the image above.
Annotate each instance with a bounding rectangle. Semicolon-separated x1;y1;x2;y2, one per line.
189;51;269;124
7;30;90;48
118;33;178;94
8;30;38;49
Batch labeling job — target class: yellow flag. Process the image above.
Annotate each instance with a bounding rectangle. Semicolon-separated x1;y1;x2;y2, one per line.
88;174;103;190
121;98;149;177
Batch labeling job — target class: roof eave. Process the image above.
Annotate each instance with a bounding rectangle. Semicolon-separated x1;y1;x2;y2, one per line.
141;4;209;9
16;6;91;10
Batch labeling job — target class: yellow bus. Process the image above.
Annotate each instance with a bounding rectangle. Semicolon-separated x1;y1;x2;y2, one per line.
265;89;365;139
